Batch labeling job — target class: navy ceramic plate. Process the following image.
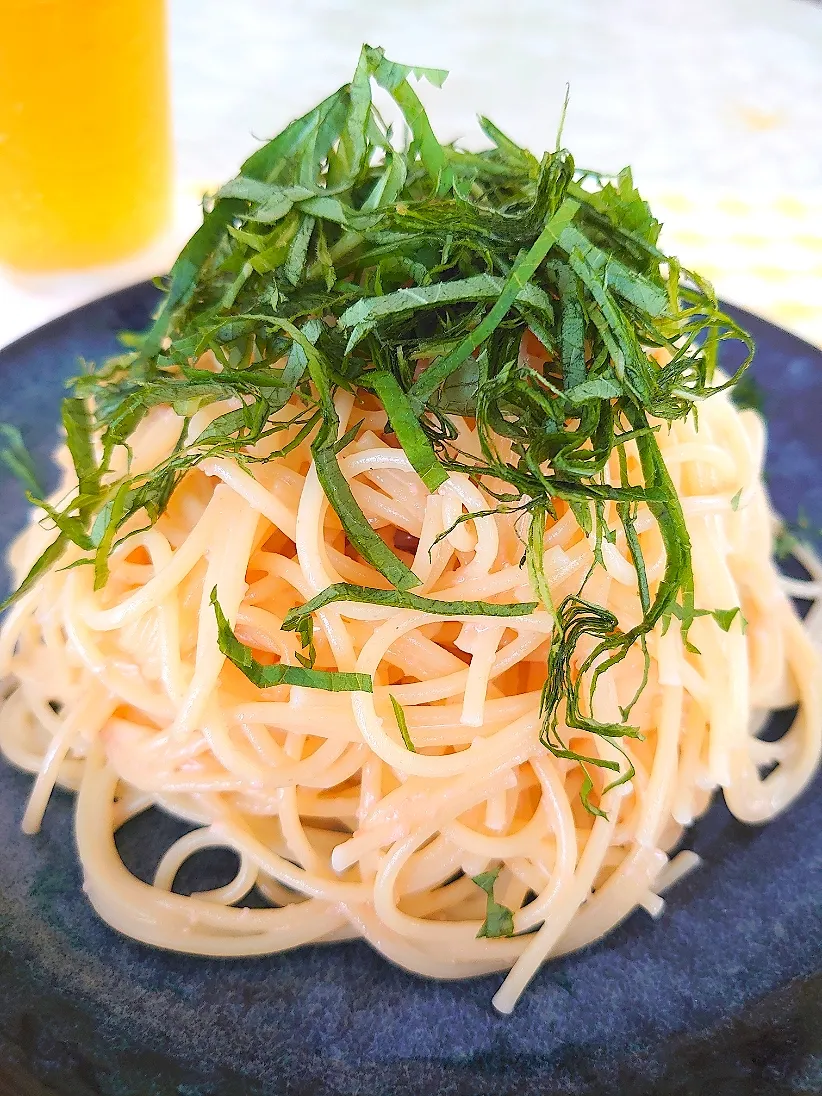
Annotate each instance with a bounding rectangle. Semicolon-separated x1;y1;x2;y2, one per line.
0;285;820;1096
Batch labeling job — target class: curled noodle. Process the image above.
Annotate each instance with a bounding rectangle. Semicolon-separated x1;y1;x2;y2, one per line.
1;381;819;1011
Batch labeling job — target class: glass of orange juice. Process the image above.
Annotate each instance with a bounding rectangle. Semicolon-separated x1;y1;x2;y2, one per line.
0;0;171;271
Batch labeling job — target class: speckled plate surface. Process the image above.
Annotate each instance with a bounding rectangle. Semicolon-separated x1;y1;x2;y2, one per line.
0;285;820;1096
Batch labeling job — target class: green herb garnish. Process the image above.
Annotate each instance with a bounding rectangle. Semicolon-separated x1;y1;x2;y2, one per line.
390;694;416;752
774;526;798;560
211;588;372;693
0;424;43;497
473;865;515;939
281;583;538;631
0;45;756;816
364;370;448;490
732;373;765;414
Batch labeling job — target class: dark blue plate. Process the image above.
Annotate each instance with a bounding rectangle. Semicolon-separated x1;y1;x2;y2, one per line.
0;285;820;1096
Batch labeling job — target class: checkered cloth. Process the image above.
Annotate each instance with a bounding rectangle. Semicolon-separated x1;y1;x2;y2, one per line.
648;189;822;349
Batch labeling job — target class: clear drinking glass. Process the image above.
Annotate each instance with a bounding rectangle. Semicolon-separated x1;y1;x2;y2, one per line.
0;0;171;271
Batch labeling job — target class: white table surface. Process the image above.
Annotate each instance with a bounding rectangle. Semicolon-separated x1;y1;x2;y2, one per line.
2;0;821;350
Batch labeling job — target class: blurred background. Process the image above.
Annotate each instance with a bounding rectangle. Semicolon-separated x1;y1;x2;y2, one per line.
1;0;821;347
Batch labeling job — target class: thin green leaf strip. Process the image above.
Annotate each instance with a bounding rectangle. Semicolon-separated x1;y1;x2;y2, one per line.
312;445;421;591
0;424;43;497
390;694;416;752
366;370;448;490
61;398;99;525
472;865;515;938
210;588;372;693
282;582;537;631
0;534;67;613
409;197;580;409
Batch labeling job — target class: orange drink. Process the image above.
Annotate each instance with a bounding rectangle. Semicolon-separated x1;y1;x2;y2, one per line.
0;0;171;271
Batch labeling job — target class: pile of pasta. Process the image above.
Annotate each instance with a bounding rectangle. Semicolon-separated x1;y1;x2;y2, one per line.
1;376;819;1011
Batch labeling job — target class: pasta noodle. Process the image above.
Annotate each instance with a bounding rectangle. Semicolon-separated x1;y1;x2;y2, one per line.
1;376;819;1012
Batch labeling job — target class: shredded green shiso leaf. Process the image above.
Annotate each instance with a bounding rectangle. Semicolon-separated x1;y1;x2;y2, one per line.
389;694;416;753
0;423;43;498
473;865;516;939
5;45;755;814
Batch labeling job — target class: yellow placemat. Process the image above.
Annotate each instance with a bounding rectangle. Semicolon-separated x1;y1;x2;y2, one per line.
648;190;822;349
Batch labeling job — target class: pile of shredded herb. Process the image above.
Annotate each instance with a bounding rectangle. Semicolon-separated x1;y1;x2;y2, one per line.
4;45;754;816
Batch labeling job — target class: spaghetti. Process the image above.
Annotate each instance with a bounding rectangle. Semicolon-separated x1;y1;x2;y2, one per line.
1;380;819;1011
